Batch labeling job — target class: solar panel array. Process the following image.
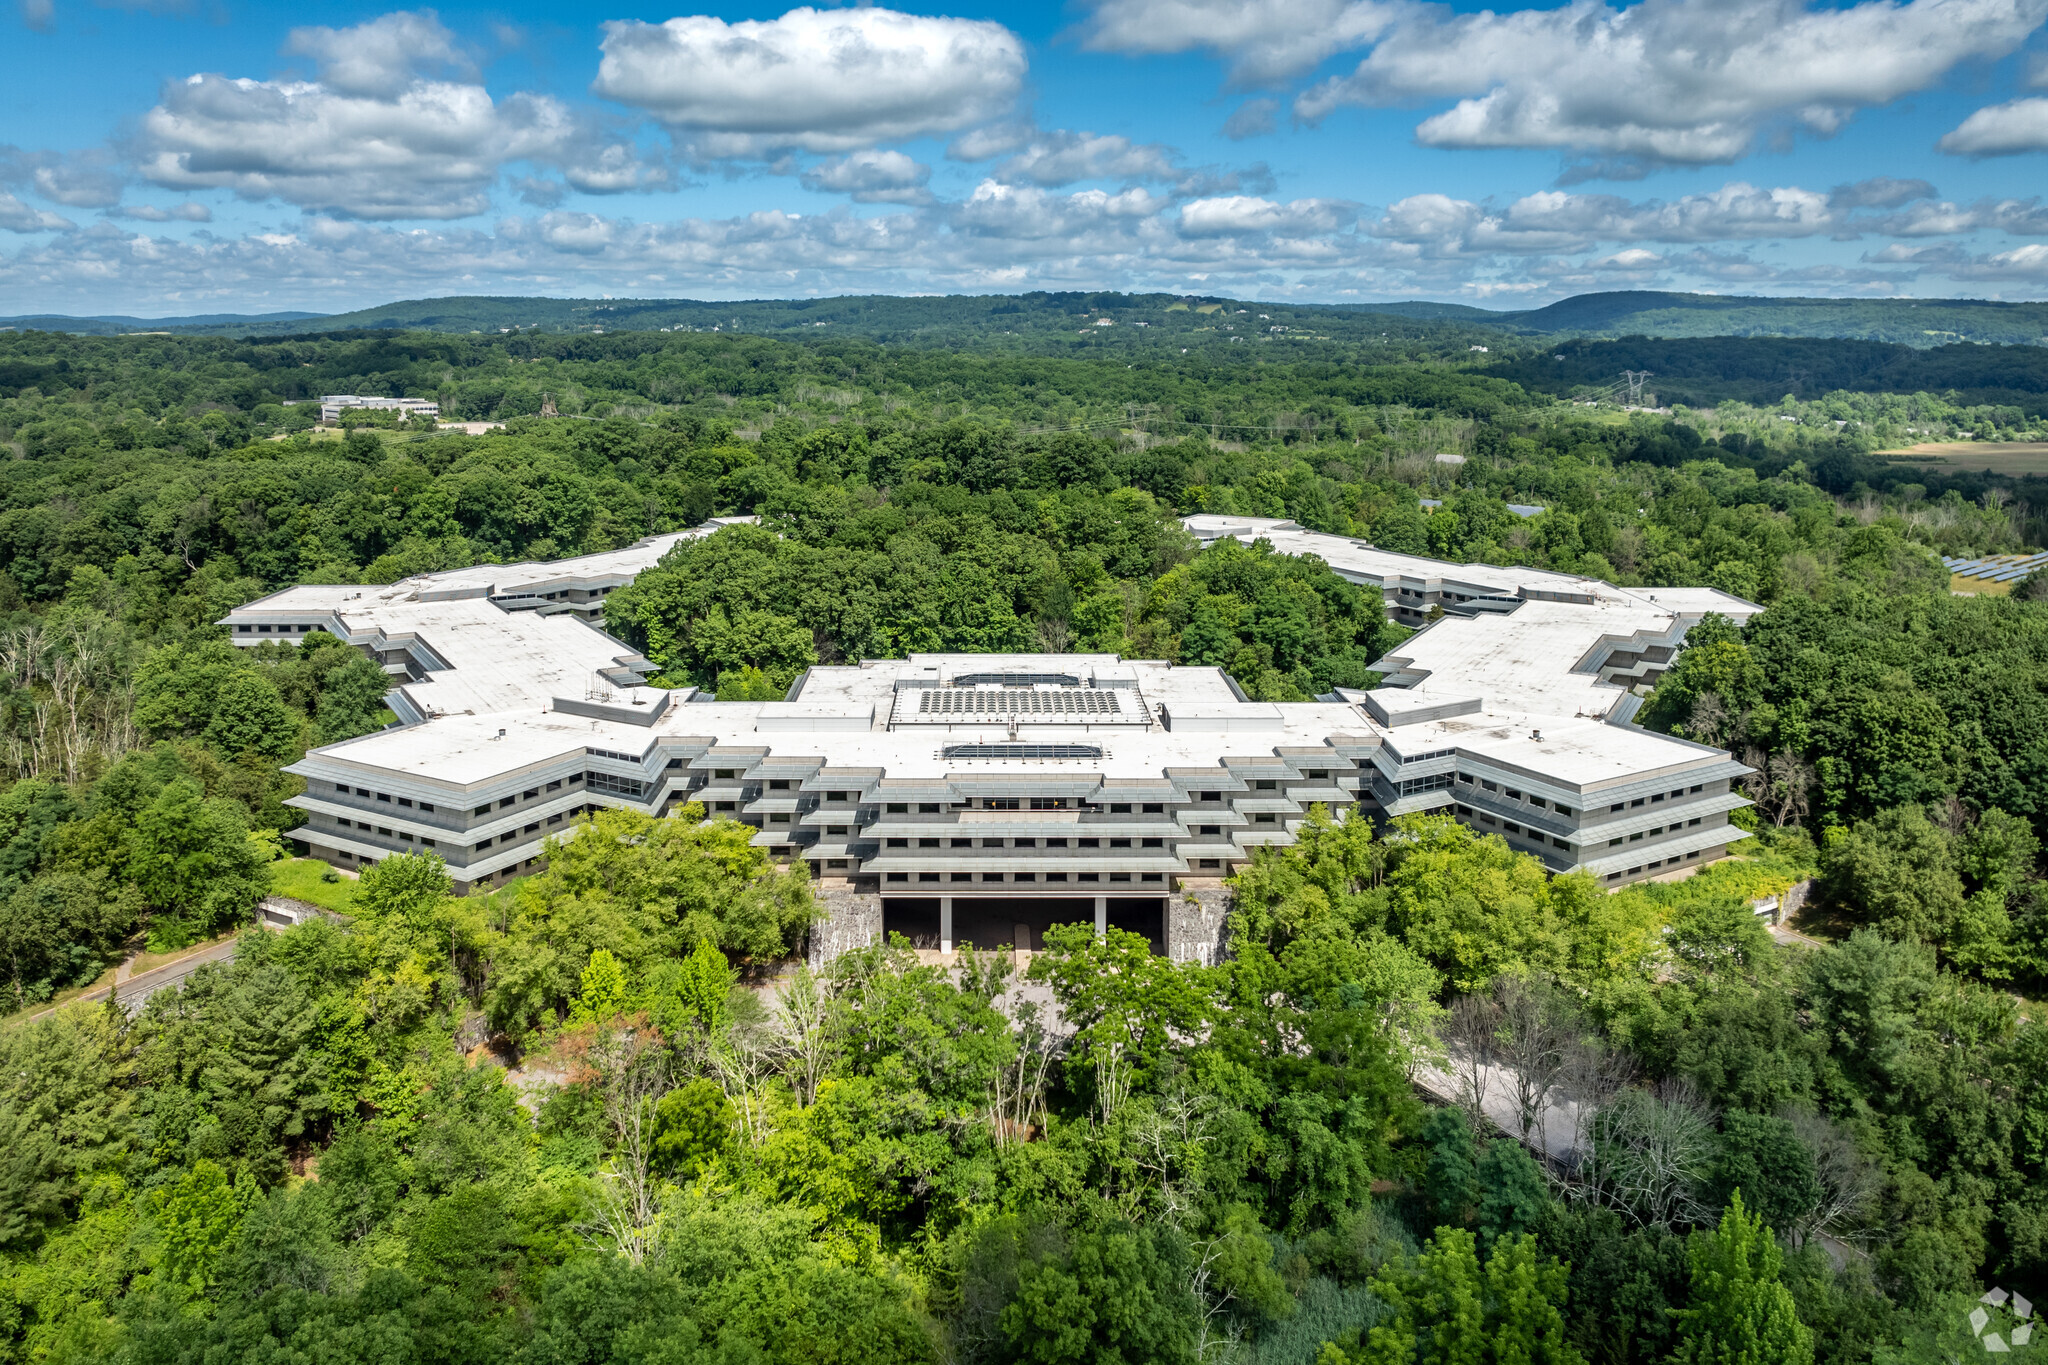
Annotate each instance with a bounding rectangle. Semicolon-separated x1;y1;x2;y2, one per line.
1944;552;2048;585
919;689;1122;716
941;744;1105;761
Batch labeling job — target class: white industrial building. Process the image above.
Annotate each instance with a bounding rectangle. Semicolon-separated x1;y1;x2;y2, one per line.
220;515;1762;960
1185;515;1756;633
320;395;441;425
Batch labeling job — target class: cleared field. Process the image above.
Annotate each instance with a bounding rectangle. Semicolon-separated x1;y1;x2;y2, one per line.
1875;442;2048;475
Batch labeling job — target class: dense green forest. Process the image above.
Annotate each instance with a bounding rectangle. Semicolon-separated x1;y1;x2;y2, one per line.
1488;336;2048;418
0;323;2043;1365
1489;291;2048;347
13;286;2048;348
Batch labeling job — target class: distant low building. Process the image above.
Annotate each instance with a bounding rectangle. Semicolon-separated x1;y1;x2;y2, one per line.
320;395;440;425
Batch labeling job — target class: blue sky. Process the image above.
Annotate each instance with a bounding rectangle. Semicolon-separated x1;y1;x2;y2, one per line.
5;0;2048;314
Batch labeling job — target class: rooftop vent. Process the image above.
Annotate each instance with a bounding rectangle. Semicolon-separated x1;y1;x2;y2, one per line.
942;744;1104;761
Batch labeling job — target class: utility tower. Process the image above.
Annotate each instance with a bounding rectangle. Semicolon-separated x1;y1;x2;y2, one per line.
1622;371;1653;405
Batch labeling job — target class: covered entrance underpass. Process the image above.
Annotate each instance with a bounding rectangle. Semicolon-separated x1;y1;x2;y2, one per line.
881;896;1167;954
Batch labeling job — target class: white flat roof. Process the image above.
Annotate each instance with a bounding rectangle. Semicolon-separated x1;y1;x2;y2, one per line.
1182;515;1760;622
306;656;1377;786
1376;599;1675;719
242;520;1742;801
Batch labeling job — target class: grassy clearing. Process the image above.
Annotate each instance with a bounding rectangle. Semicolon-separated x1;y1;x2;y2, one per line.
268;857;360;914
1875;441;2048;475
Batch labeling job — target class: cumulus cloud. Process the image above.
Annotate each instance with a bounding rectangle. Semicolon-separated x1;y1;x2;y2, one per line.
1;146;125;209
994;131;1184;187
0;197;1987;313
1077;0;1402;85
282;10;471;99
1179;194;1355;235
139;74;577;219
954;180;1170;242
1290;0;2048;166
0;192;72;233
0;169;2029;311
1223;99;1279;140
946;123;1036;162
135;12;668;220
33;159;122;208
801;149;932;204
108;202;213;222
1829;176;1938;210
1939;96;2048;155
1363;179;1978;257
592;7;1026;155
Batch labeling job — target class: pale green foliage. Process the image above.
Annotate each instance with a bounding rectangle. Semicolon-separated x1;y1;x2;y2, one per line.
149;1159;247;1296
1342;1227;1582;1365
1672;1191;1815;1365
568;948;631;1026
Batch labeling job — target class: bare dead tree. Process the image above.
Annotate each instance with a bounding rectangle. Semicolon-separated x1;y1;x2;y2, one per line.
1445;991;1501;1133
1686;692;1730;747
1125;1083;1220;1227
1583;1079;1718;1229
774;962;838;1106
709;1010;783;1147
1765;749;1812;827
988;997;1058;1148
1559;1037;1637;1175
1186;1234;1248;1365
580;1025;672;1265
1785;1108;1880;1249
1492;974;1582;1154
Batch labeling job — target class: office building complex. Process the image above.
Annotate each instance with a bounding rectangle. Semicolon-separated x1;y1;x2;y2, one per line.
221;516;1762;961
319;395;442;425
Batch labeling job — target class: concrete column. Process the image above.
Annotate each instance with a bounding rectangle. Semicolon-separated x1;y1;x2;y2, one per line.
940;897;954;954
1094;896;1108;936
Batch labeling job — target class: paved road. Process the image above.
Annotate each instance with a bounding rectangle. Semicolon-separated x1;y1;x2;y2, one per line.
1412;1056;1588;1165
21;937;239;1023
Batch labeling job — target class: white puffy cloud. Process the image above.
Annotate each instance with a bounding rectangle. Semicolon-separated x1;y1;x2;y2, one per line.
994;132;1183;187
801;150;932;204
2;146;126;209
32;158;122;209
1866;196;2048;234
592;7;1026;155
1362;179;1990;257
282;10;470;99
1939;96;2048;155
1179;194;1355;235
1291;0;2048;165
1373;183;1824;255
954;180;1170;242
139;75;576;219
0;192;72;233
1;171;2041;311
136;11;668;220
1077;0;1402;85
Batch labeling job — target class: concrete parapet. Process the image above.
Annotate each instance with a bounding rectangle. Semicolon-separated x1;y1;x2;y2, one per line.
810;878;882;967
1171;878;1232;965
